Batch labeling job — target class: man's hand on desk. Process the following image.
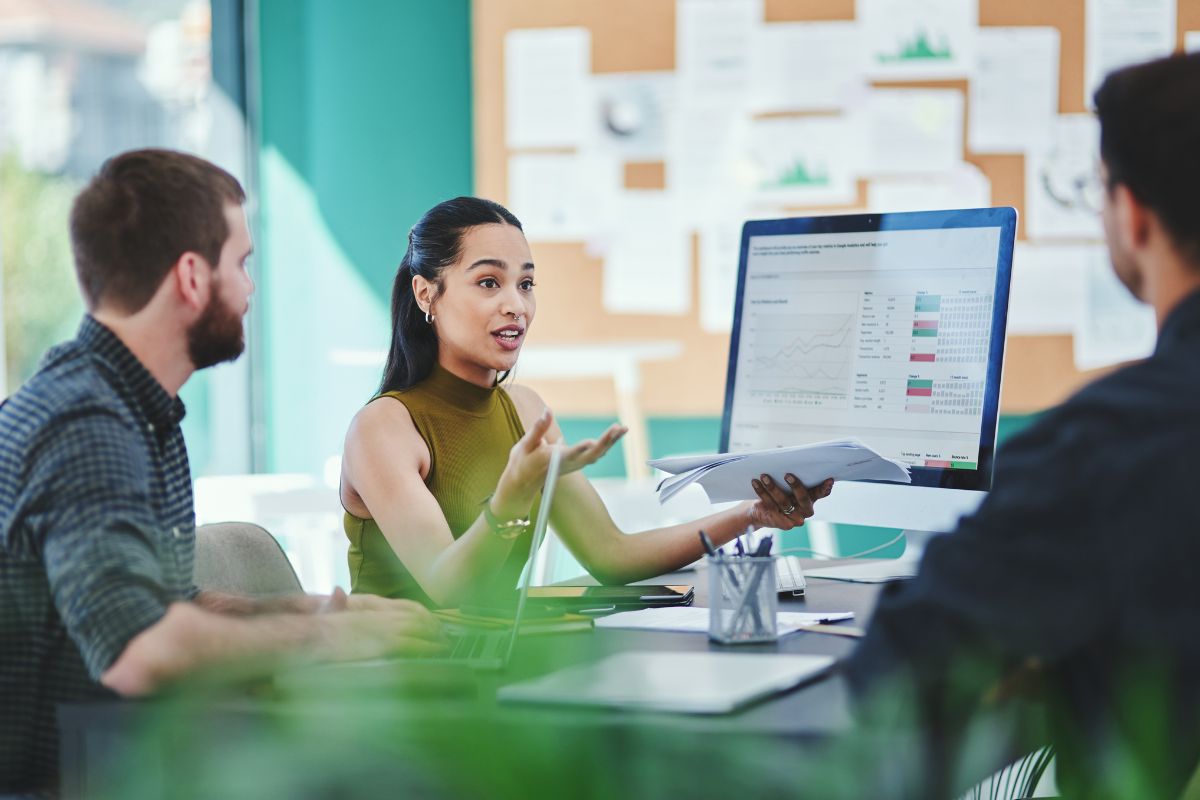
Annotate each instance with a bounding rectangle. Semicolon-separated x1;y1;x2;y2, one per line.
745;474;834;531
318;599;449;661
198;587;449;656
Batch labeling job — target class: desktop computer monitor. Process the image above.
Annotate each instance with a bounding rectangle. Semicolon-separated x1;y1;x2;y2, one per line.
719;208;1016;579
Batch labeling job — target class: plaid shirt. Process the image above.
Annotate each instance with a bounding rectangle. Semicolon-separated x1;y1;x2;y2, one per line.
0;316;197;794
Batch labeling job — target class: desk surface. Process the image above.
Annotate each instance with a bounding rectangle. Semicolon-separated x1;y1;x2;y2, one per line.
476;567;882;738
58;564;886;798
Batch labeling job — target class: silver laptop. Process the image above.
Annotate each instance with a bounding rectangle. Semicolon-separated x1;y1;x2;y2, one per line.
498;651;835;714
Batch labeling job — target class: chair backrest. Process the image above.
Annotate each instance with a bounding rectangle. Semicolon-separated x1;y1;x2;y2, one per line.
194;522;304;597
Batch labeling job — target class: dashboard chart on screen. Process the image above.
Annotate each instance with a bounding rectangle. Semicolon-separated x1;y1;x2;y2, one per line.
726;225;1003;472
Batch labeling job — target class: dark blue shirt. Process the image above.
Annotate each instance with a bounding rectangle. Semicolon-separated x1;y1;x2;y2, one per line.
0;316;197;794
845;288;1200;798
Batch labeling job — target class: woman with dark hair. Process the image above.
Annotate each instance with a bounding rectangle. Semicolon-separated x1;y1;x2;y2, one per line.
339;196;831;607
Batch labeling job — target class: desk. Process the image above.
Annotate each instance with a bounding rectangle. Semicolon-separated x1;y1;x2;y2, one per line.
59;569;887;798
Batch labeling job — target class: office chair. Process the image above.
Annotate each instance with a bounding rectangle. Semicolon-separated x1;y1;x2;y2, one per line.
194;521;304;597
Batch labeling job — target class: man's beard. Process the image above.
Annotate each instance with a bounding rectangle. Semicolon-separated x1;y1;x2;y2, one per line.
187;291;245;369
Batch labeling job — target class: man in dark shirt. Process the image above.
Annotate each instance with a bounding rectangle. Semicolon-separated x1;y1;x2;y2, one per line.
0;150;444;796
844;53;1200;799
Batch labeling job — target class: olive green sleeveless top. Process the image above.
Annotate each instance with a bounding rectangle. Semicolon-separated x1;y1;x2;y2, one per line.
344;364;533;607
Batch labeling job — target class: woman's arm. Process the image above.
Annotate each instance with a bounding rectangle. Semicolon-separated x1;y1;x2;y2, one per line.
342;397;620;606
503;384;831;585
342;398;541;607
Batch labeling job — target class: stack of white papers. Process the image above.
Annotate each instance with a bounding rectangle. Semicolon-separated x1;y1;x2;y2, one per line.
648;438;911;504
594;606;854;636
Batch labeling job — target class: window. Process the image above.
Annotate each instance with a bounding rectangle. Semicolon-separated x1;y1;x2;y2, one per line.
0;0;253;476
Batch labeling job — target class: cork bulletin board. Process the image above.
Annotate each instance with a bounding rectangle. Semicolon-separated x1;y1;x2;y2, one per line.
472;0;1200;418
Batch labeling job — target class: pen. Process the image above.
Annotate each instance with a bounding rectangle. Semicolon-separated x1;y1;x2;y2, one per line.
698;530;718;558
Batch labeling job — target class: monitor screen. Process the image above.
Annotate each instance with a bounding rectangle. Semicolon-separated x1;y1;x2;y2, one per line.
720;208;1016;495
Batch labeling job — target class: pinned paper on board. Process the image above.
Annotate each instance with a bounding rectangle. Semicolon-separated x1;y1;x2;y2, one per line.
1085;0;1176;106
507;153;620;243
867;163;991;213
1025;114;1104;241
1007;244;1092;336
1186;31;1200;52
743;116;860;206
675;0;761;102
862;89;963;176
589;72;674;160
1074;251;1157;370
601;191;691;316
860;0;977;80
504;27;591;149
666;105;750;223
969;28;1059;155
699;217;746;334
749;21;867;112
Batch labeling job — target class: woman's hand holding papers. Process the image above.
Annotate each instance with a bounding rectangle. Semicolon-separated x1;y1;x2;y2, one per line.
744;473;834;530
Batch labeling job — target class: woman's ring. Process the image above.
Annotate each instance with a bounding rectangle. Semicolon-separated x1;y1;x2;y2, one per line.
782;504;796;516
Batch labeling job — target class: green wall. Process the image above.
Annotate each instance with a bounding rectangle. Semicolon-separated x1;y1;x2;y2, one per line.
256;0;473;474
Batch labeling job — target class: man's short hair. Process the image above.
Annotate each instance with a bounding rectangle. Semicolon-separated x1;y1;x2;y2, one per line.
1094;53;1200;269
69;149;247;313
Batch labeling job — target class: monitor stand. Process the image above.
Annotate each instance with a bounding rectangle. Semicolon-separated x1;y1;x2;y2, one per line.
803;530;938;583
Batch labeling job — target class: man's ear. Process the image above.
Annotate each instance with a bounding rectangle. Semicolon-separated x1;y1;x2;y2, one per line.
1112;183;1150;254
412;274;436;316
172;252;213;313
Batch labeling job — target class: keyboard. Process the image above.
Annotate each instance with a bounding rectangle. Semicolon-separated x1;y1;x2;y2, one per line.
412;625;509;666
775;556;807;596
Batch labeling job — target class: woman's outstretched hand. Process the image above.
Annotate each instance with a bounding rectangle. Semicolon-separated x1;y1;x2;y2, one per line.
744;473;834;531
491;408;626;519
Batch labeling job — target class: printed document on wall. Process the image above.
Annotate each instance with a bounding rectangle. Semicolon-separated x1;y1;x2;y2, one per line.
863;89;963;176
699;217;746;333
1007;244;1090;335
667;106;749;223
1085;0;1175;105
749;22;866;112
676;0;761;103
867;163;990;213
588;72;674;160
744;116;860;206
1186;31;1200;52
969;28;1059;154
508;153;619;243
1075;251;1157;369
505;28;591;148
602;191;690;315
1025;114;1103;240
861;0;977;80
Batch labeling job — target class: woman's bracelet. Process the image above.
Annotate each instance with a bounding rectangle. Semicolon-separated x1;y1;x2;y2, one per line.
480;493;530;540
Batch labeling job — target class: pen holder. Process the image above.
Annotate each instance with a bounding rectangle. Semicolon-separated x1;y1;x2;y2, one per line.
708;555;779;644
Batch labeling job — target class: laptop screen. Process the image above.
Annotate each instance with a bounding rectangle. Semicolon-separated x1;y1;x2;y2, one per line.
500;445;563;662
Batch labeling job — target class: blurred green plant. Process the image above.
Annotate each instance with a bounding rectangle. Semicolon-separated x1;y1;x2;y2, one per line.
0;152;83;393
84;651;1060;800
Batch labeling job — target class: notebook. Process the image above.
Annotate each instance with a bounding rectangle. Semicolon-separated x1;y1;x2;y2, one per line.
497;651;836;714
